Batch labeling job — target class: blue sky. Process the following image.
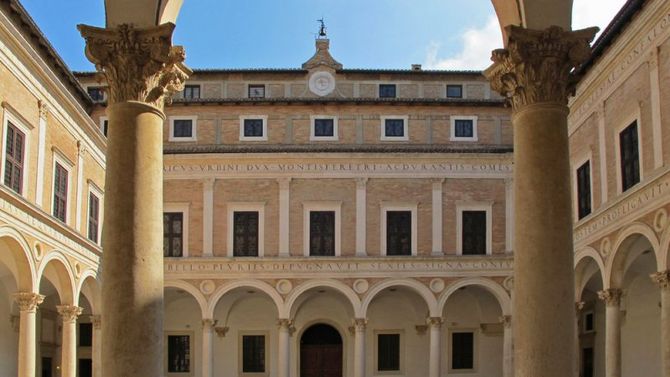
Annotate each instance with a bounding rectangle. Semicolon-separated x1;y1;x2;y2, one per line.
21;0;626;72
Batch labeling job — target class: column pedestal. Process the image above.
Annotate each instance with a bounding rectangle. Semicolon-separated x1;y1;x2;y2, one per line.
652;271;670;377
13;292;44;377
598;289;622;377
57;305;83;377
277;319;292;377
427;317;442;377
354;318;367;377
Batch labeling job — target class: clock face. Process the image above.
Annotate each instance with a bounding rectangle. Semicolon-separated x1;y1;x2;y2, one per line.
309;71;336;97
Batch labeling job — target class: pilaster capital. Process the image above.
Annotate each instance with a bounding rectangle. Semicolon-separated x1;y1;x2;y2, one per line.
38;100;48;119
355;177;369;189
597;288;622;306
484;25;598;111
651;271;670;290
353;318;367;331
277;177;292;189
12;292;44;312
202;318;218;330
277;318;293;329
90;315;101;330
648;47;659;68
499;315;512;329
431;178;446;188
426;316;443;328
203;178;216;190
575;301;585;315
214;326;229;338
57;305;83;323
78;23;192;110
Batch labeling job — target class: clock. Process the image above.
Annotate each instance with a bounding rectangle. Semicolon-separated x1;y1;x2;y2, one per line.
308;71;336;97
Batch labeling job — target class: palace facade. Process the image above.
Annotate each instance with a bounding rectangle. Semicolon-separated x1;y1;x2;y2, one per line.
0;1;667;377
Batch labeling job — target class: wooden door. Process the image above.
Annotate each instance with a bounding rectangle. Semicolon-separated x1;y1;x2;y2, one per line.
300;344;343;377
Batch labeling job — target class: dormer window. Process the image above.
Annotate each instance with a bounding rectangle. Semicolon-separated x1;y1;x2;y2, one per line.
248;85;266;99
379;84;397;98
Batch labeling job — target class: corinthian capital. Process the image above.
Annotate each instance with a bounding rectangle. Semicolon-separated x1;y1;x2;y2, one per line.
597;289;622;306
57;305;83;323
651;271;670;290
78;23;191;109
484;25;598;110
13;292;45;312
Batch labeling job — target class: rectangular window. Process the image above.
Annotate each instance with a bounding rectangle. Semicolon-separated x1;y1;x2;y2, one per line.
314;118;334;137
167;335;190;373
309;211;335;256
163;212;184;257
233;211;259;257
173;119;193;138
243;119;265;138
377;333;400;371
451;332;474;370
53;163;68;222
447;84;463;98
242;335;265;373
386;211;411;256
183;84;200;99
4;122;25;194
78;359;92;377
576;161;591;219
619;121;640;191
248;85;266;98
584;311;594;333
87;192;100;243
384;119;405;138
87;87;105;102
101;118;108;137
379;84;397;98
582;347;594;377
79;323;93;347
462;211;486;255
454;119;474;138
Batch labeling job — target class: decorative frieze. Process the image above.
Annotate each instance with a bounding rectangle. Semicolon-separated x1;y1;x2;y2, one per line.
484;25;598;110
78;23;191;109
12;292;44;312
597;289;623;306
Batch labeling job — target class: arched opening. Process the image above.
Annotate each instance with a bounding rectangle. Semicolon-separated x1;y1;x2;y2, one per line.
575;255;605;377
164;286;205;377
300;323;343;377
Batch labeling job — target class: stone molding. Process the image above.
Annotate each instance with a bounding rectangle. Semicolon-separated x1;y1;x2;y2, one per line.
12;292;44;312
57;305;83;323
597;289;623;306
78;23;191;109
651;270;670;290
485;25;598;110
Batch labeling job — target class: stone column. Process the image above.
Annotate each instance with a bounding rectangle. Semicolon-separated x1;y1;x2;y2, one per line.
575;302;585;377
598;289;623;377
484;25;598;377
12;292;44;377
355;178;368;256
427;317;442;377
431;180;444;256
354;318;367;377
651;271;670;377
79;23;190;377
278;178;292;257
277;319;292;377
202;179;215;257
202;319;217;377
58;305;83;377
91;315;102;377
500;315;513;377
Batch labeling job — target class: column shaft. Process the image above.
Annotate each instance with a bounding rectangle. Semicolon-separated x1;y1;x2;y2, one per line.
354;319;366;377
277;319;292;377
202;319;216;377
92;316;102;377
599;289;622;377
58;305;82;377
652;272;670;377
428;317;442;377
501;315;513;377
13;293;44;377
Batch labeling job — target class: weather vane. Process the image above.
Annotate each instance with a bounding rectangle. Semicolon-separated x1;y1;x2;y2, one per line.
317;18;327;38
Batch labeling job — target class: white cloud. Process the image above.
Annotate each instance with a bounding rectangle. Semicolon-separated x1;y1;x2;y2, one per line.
572;0;628;34
424;15;502;71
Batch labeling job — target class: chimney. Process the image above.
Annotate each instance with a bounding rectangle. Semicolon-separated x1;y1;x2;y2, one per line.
411;64;422;71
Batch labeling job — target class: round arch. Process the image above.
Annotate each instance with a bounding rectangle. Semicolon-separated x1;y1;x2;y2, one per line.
284;279;361;319
361;278;438;318
0;226;37;292
37;251;76;305
75;269;101;313
164;280;207;318
574;247;606;300
437;277;511;315
207;279;283;319
606;222;661;288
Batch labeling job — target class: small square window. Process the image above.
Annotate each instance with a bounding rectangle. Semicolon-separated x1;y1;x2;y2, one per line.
183;85;201;99
447;84;463;98
169;117;197;141
381;117;408;141
450;116;478;141
240;116;268;141
248;85;266;99
379;84;397;98
87;87;105;102
314;119;334;137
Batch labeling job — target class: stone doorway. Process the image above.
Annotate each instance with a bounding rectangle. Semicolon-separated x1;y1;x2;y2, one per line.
300;324;343;377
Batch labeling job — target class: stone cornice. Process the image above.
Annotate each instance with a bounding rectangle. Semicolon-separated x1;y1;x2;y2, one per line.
78;23;191;110
484;25;598;110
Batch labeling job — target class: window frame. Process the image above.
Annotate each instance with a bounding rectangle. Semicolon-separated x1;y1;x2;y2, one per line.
164;331;194;377
448;329;478;373
450;115;478;142
446;84;464;99
1;108;31;198
456;202;493;256
238;331;269;377
227;202;265;257
573;153;593;222
374;330;404;374
168;116;198;142
87;182;104;245
98;116;108;137
164;203;190;258
615;114;643;193
51;151;73;224
378;84;397;99
380;116;409;141
303;201;341;257
380;203;417;256
182;84;201;100
309;115;339;141
582;310;595;334
239;115;268;141
248;84;266;99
